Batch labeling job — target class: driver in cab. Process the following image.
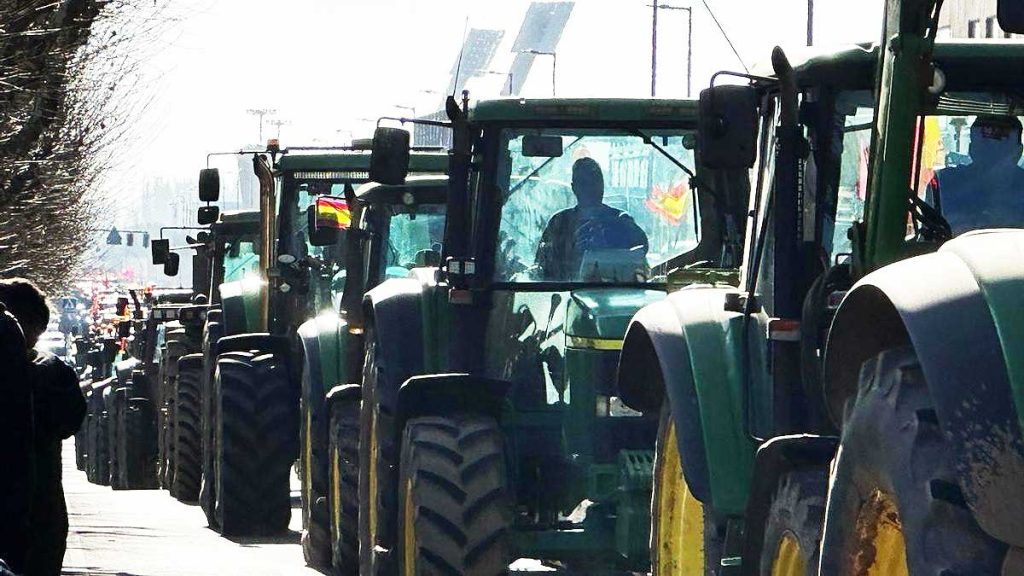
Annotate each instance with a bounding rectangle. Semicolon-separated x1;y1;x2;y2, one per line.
928;114;1024;234
536;158;649;280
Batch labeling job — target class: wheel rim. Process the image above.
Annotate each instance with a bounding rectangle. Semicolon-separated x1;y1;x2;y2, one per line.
771;533;806;576
851;490;908;576
331;439;341;546
368;407;379;553
653;419;704;575
304;405;313;516
402;478;416;576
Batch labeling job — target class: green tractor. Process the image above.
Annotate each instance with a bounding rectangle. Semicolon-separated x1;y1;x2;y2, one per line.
354;95;749;574
147;213;260;502
196;144;447;538
619;3;1024;575
297;174;449;571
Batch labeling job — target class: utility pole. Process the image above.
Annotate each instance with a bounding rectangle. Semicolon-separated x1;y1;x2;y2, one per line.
519;50;557;96
650;3;694;97
246;108;277;143
807;0;814;46
269;119;289;140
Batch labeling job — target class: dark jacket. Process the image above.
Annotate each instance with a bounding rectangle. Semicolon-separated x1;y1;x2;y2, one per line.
25;350;85;576
0;308;32;573
536;204;649;281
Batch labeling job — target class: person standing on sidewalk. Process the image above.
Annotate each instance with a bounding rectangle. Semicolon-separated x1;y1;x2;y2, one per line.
0;302;33;574
0;279;86;576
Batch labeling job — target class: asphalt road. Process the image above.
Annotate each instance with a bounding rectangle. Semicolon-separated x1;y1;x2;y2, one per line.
60;440;323;576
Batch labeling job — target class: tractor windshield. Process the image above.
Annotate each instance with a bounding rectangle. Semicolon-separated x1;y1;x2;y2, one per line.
222;238;259;282
381;205;446;276
914;92;1024;235
494;129;700;283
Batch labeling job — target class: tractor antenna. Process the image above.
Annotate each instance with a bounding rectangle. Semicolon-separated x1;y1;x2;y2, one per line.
451;16;470;99
700;0;749;73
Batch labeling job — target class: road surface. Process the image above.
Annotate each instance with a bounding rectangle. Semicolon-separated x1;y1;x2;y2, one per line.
61;440;322;576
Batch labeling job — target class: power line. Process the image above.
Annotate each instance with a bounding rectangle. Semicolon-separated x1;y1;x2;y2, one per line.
699;0;749;73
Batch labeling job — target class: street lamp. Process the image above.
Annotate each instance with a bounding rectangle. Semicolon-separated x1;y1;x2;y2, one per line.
392;104;417;118
518;49;557;96
484;70;514;95
246;108;277;142
269;118;290;140
649;3;694;98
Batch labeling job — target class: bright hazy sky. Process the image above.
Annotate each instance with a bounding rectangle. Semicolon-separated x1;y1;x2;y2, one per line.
109;0;884;220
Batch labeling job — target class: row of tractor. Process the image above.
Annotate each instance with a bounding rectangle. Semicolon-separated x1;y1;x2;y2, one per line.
86;1;1024;572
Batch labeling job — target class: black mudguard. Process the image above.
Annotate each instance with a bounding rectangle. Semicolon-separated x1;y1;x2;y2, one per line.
825;240;1024;547
363;278;427;409
326;383;360;405
217;333;291;363
393;374;511;441
617;299;712;505
740;434;838;576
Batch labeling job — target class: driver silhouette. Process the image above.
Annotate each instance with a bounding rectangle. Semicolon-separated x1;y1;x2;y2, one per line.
536;158;648;280
928;114;1024;234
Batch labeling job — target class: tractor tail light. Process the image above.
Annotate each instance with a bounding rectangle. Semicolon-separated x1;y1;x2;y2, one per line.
768;318;801;342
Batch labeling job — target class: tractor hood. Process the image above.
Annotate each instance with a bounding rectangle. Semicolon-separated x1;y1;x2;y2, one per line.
566;289;666;341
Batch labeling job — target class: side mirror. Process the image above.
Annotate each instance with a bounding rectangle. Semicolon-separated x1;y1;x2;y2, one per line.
163;252;180;277
117;320;131;339
522;135;564;158
1000;0;1024;33
197;205;220;225
151;239;170;265
199;168;221;202
370;127;411;185
115;297;129;317
308;195;351;247
698;84;759;170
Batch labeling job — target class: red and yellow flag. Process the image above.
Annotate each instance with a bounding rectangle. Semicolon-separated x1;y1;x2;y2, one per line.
315;197;352;230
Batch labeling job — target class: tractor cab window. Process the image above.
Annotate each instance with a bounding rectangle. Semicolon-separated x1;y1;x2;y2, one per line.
380;204;446;280
494;129;701;284
831;92;874;261
222;239;259;282
913;93;1024;236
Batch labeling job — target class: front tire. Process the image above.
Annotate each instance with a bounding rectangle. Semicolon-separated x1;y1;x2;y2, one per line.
818;348;1005;575
651;402;723;576
759;468;827;576
214;351;298;537
359;329;396;575
301;359;331;568
329;397;360;575
172;355;203;502
397;414;512;576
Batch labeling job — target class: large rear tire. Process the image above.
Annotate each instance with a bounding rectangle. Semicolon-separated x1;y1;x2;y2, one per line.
123;397;158;489
358;329;397;576
108;387;126;489
214;351;298;537
397;415;511;576
199;320;223;528
94;405;111;486
818;348;1005;575
172;354;203;502
329;397;360;575
301;359;331;568
650;402;724;575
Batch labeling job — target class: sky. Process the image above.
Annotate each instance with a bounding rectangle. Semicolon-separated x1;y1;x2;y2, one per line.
103;0;886;225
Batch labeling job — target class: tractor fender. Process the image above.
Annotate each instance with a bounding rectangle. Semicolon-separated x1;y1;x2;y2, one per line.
824;230;1024;547
298;312;354;400
217;333;291;365
362;278;427;408
617;286;756;515
393;374;510;440
618;297;713;505
326;383;361;405
219;277;266;336
739;434;838;576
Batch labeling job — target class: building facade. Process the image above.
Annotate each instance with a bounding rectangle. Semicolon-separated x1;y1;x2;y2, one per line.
939;0;1016;38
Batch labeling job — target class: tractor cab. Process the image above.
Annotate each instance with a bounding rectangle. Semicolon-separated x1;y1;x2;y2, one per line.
360;96;749;571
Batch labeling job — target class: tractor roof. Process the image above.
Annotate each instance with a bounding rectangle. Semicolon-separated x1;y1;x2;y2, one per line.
355;175;448;206
213;210;260;236
468;98;698;125
276;150;447;176
752;40;1024;91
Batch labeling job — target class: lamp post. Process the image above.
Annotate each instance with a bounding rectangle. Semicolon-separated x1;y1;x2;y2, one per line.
807;0;814;46
246;108;277;143
269;118;289;140
484;70;514;95
519;49;557;96
649;3;694;98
